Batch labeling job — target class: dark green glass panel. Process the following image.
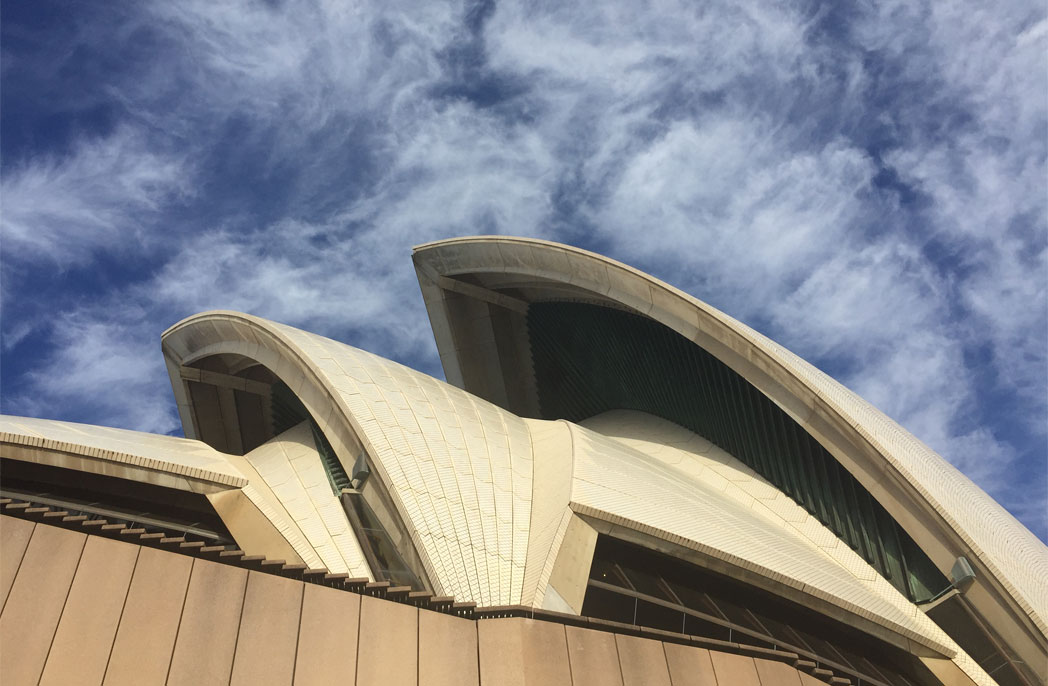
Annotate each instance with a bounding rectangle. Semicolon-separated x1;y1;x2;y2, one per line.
310;422;352;493
343;492;421;589
271;380;310;435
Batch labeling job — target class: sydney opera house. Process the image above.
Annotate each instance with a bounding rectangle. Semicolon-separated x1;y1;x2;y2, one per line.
1;237;1045;685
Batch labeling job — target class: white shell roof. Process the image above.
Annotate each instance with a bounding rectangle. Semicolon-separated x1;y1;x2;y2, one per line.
265;319;544;606
412;235;1048;641
162;311;994;668
3;305;1013;679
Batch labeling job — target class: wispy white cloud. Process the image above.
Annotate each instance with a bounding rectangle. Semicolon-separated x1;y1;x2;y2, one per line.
1;127;190;266
860;1;1047;449
593;117;878;314
767;242;1020;496
13;310;179;435
2;0;1044;537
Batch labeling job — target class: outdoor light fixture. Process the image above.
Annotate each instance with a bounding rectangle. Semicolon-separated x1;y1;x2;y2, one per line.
918;555;977;606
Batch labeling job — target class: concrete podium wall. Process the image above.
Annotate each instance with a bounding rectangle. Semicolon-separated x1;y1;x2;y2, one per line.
0;515;822;686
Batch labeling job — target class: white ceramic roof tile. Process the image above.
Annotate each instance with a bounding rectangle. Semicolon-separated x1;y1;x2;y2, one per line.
155;308;1007;683
0;415;246;487
417;240;1043;661
238;484;326;570
572;411;964;658
242;421;369;577
266;321;540;605
520;419;575;606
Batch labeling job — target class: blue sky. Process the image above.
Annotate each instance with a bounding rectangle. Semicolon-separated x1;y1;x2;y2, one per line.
2;1;1045;540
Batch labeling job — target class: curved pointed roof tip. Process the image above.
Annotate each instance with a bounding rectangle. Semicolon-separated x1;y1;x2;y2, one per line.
412;235;1048;640
161;309;547;607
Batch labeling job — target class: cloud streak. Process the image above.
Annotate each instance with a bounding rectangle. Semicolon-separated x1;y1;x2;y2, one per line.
2;0;1044;538
1;127;190;266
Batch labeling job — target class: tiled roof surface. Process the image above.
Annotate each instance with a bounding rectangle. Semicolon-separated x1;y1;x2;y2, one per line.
414;235;1048;640
576;410;994;686
240;421;370;576
0;414;246;487
164;313;989;672
153;309;1016;678
270;320;542;606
